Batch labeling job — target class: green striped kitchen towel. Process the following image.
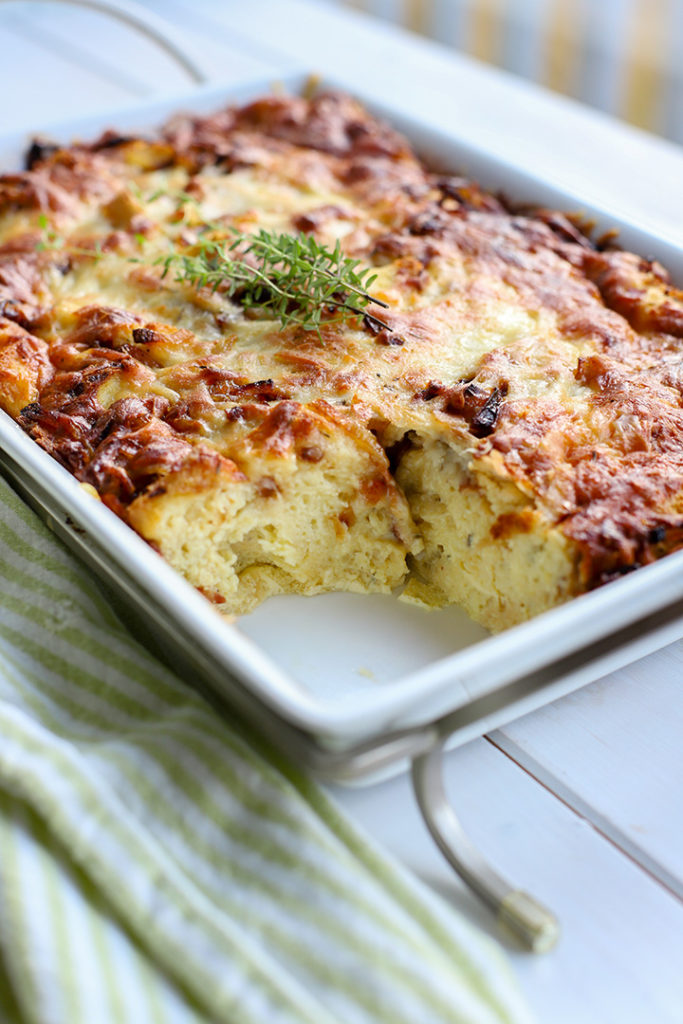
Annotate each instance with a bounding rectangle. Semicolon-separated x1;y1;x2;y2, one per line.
0;472;533;1024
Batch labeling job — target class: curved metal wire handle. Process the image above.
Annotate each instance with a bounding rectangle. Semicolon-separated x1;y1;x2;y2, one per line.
0;0;207;84
412;737;560;953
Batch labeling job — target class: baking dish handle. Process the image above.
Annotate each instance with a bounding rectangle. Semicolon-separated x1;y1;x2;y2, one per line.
412;736;560;953
0;0;207;84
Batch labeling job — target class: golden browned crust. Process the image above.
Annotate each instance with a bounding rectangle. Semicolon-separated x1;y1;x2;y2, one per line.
2;89;683;625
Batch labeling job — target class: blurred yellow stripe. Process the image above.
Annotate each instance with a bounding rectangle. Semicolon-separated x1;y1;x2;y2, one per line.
404;0;433;34
543;0;583;96
467;0;504;64
622;0;669;130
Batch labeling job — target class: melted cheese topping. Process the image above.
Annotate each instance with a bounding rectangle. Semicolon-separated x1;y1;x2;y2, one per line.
2;91;683;628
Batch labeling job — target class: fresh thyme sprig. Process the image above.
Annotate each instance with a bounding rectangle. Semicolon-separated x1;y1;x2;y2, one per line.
35;214;103;261
159;227;390;334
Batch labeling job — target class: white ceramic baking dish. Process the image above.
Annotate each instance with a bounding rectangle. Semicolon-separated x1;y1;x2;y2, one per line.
3;69;682;948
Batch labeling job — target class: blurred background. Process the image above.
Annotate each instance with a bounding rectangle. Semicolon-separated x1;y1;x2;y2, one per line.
0;0;681;145
327;0;683;143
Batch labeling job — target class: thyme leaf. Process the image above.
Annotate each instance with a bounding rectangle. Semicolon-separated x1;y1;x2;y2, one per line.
35;215;103;261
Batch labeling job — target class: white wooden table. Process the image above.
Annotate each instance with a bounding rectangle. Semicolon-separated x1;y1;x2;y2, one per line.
1;2;682;1021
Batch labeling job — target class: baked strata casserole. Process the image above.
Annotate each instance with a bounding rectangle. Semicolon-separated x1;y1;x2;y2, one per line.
1;90;682;631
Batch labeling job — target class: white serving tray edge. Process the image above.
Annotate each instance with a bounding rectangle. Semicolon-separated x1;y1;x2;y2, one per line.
2;71;683;764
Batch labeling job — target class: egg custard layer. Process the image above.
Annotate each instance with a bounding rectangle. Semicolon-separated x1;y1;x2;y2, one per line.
2;91;683;630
